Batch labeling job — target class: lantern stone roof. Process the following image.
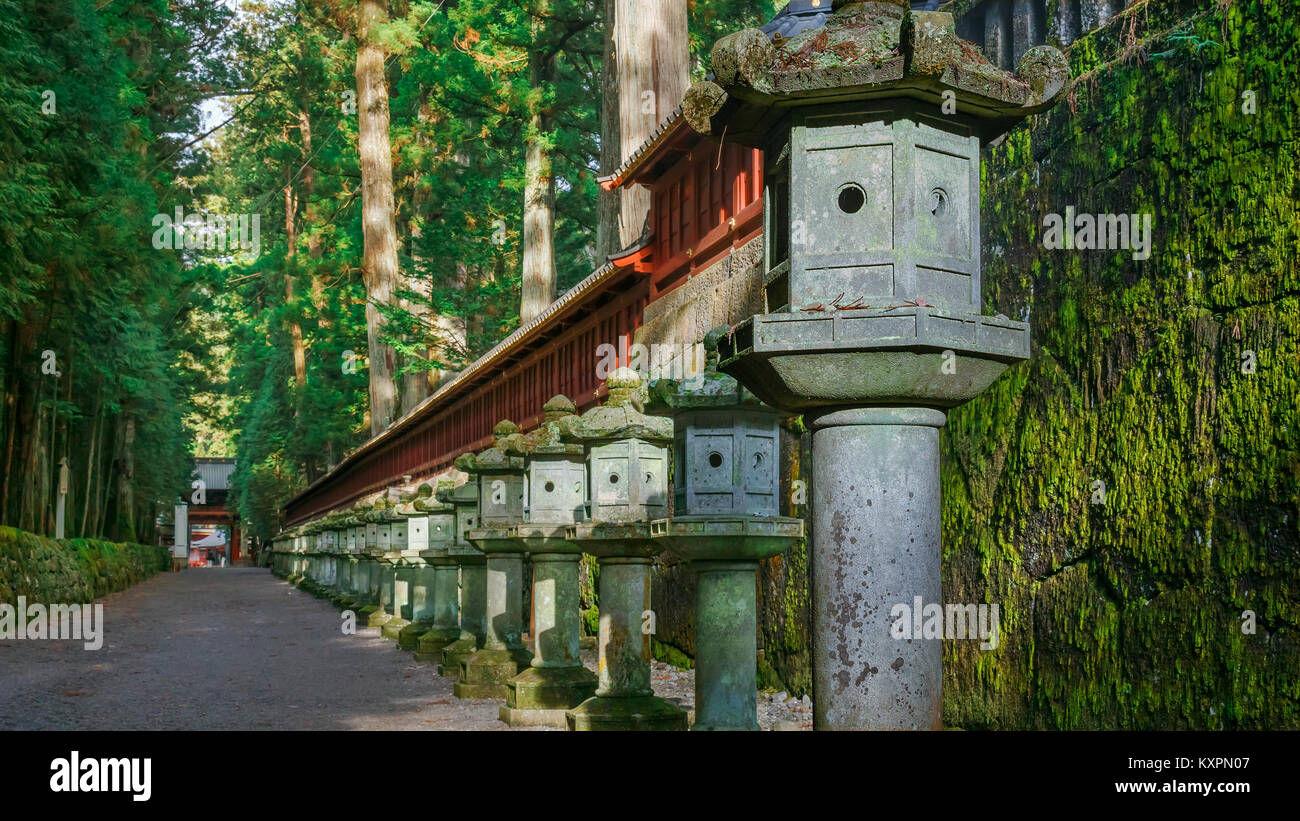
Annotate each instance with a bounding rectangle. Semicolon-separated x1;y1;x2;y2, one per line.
683;0;1068;145
363;495;401;522
648;326;768;411
568;369;673;445
453;419;526;473
513;394;584;456
436;481;477;506
398;483;451;515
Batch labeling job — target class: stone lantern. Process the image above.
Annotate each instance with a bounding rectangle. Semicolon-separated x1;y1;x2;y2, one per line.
381;490;418;640
359;495;400;629
452;421;533;698
647;328;804;731
324;513;348;605
336;507;366;612
395;484;457;651
498;395;599;728
423;481;488;673
303;520;322;587
564;369;687;731
683;0;1067;729
345;500;377;612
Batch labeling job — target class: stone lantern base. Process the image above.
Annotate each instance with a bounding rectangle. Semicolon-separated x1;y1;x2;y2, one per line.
437;631;483;675
413;625;462;663
396;620;430;650
453;647;535;699
500;666;599;728
566;694;689;732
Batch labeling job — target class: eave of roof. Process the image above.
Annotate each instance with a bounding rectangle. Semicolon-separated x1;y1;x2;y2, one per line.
597;106;686;191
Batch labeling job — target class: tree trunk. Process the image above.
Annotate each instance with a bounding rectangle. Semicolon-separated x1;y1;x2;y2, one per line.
301;107;327;320
356;0;401;436
521;15;558;325
0;320;21;526
114;413;136;542
18;388;44;534
284;182;307;385
80;399;100;537
615;0;689;247
596;0;622;260
400;93;438;416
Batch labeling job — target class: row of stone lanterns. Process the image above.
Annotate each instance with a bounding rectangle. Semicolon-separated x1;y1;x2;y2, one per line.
269;0;1064;731
267;356;804;731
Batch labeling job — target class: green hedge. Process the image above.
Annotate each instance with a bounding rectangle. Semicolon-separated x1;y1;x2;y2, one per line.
0;526;171;605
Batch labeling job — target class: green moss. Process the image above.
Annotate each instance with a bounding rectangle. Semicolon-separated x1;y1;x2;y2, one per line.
941;0;1300;729
0;525;170;604
651;638;694;671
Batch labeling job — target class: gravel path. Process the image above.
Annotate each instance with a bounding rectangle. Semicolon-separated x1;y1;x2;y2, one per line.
0;567;809;730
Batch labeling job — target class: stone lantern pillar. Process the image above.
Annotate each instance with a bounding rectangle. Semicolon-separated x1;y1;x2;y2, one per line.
499;395;599;727
324;516;343;600
453;421;534;698
396;485;457;651
382;492;417;640
647;328;804;730
425;482;487;672
300;521;317;584
346;501;376;612
336;508;364;612
683;0;1067;729
359;497;397;629
564;370;688;731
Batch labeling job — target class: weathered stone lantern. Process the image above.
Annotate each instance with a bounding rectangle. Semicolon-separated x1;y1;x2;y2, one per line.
345;500;377;612
395;484;457;651
380;490;418;640
359;496;399;629
324;513;349;605
647;327;804;730
564;369;687;731
498;395;599;728
423;481;488;672
305;520;324;587
336;506;367;611
452;421;533;698
684;0;1067;728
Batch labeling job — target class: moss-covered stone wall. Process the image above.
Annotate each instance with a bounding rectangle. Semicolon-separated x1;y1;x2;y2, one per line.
940;0;1299;728
0;526;171;605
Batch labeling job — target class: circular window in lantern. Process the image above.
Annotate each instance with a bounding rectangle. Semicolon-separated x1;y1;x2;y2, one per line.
837;183;866;214
928;187;950;219
708;451;724;468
